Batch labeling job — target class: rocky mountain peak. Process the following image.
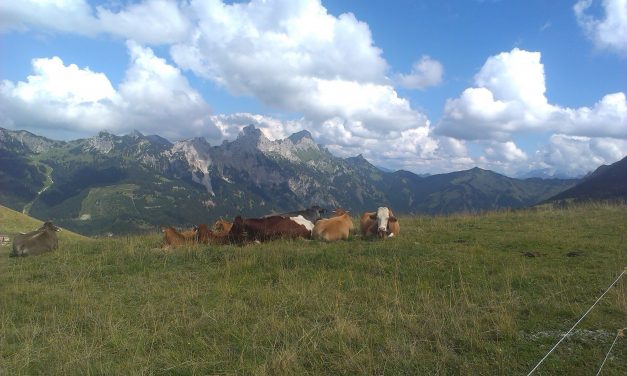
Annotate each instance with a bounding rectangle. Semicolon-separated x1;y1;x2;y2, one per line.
87;131;117;154
222;125;324;164
145;134;172;147
239;124;266;140
288;130;313;143
345;154;378;172
128;129;144;139
230;124;272;154
0;128;58;153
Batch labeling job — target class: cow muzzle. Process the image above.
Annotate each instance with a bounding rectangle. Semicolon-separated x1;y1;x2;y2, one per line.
377;227;387;238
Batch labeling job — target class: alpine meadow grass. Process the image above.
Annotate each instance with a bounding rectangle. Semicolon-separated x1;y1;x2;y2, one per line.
1;203;625;375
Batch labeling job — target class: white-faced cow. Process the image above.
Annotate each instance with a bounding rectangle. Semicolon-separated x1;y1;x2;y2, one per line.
360;207;400;238
10;222;61;257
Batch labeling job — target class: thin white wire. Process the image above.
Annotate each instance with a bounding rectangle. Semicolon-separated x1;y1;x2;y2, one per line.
595;329;624;376
527;269;626;376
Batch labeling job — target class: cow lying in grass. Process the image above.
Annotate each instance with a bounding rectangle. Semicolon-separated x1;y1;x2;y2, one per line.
227;215;312;244
11;221;61;257
212;219;233;236
161;226;198;247
360;207;400;238
266;205;327;223
312;209;353;242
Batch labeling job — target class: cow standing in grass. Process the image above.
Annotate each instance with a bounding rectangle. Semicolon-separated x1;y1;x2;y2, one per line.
10;221;61;257
360;207;400;238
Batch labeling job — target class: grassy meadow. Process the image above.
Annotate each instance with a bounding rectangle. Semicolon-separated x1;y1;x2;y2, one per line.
1;203;625;375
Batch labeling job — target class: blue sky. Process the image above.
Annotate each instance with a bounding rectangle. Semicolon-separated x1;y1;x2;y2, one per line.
0;0;625;177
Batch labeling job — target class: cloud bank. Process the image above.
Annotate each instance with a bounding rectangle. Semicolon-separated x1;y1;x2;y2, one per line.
435;48;626;176
0;0;625;177
0;41;221;141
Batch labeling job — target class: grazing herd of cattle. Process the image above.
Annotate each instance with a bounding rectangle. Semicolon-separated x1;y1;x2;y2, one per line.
7;206;400;256
162;206;400;247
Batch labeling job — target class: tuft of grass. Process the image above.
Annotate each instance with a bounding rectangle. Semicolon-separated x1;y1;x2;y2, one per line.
0;203;625;375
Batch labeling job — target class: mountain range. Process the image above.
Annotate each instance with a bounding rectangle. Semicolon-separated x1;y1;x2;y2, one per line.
548;155;627;202
0;126;581;235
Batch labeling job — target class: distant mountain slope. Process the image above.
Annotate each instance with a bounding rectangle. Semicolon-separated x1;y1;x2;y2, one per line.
0;126;578;235
548;156;627;202
0;204;86;240
373;167;577;215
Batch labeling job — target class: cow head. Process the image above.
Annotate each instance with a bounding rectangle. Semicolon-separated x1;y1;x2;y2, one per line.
40;222;61;232
369;207;397;238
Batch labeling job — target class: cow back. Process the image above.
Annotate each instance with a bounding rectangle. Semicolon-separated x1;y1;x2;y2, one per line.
162;227;194;247
229;216;310;243
312;212;353;241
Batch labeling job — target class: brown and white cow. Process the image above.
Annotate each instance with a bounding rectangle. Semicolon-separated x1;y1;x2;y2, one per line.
360;207;400;238
312;208;353;242
227;215;312;244
10;221;61;257
265;206;327;223
162;226;198;247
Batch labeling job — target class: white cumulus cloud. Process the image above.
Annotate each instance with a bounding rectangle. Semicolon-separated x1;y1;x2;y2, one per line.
536;134;627;177
0;42;219;140
396;56;444;90
0;0;190;44
435;48;626;176
485;141;528;163
0;0;96;34
436;48;626;141
167;0;436;163
574;0;627;55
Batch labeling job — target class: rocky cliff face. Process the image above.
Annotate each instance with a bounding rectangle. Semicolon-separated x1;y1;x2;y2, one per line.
168;137;214;195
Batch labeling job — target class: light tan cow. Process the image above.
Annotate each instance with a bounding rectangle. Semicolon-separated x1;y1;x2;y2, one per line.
312;209;353;241
360;207;400;238
161;226;198;247
212;219;233;236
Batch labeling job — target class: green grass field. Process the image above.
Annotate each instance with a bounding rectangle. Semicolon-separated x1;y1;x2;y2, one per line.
1;203;625;375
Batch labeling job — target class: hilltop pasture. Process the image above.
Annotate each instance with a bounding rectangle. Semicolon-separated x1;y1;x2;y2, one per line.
1;204;625;375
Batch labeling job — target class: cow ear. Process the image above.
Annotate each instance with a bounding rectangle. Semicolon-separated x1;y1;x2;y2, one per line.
369;213;377;220
389;216;398;222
